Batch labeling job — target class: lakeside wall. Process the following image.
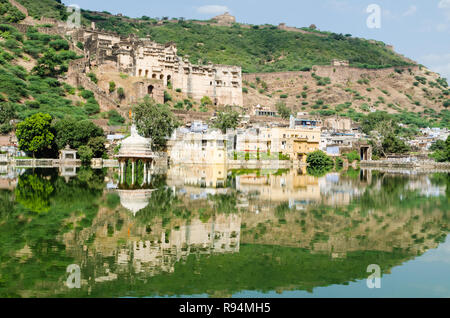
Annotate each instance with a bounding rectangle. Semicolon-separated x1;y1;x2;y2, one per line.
361;160;450;171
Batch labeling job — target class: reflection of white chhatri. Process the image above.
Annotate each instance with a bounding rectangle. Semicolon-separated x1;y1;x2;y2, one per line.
115;125;157;185
116;189;154;215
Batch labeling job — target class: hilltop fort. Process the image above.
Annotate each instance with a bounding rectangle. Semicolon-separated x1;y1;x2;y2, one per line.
71;28;243;107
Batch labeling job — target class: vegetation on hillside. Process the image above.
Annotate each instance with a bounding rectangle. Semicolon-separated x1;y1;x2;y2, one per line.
15;0;67;20
79;17;413;73
0;24;94;136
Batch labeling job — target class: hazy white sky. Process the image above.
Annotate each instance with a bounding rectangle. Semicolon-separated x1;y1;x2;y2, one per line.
63;0;450;79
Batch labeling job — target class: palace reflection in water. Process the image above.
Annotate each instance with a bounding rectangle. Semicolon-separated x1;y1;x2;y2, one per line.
0;164;448;297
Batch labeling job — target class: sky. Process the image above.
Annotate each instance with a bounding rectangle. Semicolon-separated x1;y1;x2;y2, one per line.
62;0;450;79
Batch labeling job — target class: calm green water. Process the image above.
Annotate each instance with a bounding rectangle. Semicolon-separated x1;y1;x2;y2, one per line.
0;165;448;298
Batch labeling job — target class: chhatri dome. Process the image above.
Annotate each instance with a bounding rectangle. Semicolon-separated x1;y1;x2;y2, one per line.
116;125;155;159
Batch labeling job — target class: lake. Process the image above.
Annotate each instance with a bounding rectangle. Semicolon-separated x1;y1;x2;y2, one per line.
0;165;448;298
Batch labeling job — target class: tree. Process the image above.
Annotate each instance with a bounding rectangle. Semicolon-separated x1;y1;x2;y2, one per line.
16;113;55;158
213;111;240;133
78;145;93;165
430;136;450;162
32;49;62;77
276;102;291;120
87;136;107;158
133;96;178;151
382;133;410;154
201;96;212;106
306;150;334;168
52;118;104;150
0;102;15;134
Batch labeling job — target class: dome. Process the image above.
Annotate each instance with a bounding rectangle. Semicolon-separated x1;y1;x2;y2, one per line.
117;125;155;158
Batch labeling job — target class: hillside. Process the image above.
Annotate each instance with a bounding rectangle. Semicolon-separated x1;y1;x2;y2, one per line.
243;65;450;128
80;13;413;74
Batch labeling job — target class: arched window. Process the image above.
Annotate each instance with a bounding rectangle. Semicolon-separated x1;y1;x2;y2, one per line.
160;74;164;80
148;85;154;95
145;70;149;77
138;69;142;77
152;74;157;79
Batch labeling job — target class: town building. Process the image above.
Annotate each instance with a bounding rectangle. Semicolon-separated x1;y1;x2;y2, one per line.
167;129;228;165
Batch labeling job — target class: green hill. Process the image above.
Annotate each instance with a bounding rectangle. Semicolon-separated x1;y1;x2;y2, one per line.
80;13;414;73
7;1;416;73
14;0;67;20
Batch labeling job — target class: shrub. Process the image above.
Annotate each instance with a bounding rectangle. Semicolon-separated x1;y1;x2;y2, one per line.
306;150;333;168
80;89;94;100
109;81;116;93
345;150;360;163
108;109;125;126
117;87;125;99
201;95;212;106
87;72;98;84
78;145;93;165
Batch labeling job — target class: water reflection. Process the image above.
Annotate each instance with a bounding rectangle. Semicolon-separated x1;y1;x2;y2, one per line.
0;164;448;297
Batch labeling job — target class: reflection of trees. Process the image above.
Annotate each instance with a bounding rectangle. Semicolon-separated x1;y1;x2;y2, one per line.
0;168;106;297
307;166;333;177
15;173;54;213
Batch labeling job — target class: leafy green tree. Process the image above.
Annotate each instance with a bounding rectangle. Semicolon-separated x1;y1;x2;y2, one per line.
345;150;360;163
430;136;450;162
306;150;334;168
382;133;410;154
276;102;291;120
133;96;179;151
78;145;93;165
87;136;107;159
213;111;240;133
201;96;212;106
0;102;15;133
16;113;54;157
52;118;104;150
32;49;62;77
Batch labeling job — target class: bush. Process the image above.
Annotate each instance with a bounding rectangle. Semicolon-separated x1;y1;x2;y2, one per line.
87;72;98;84
78;145;93;165
108;109;125;126
276;102;291;119
87;136;107;159
345;150;360;163
306;150;334;168
164;90;172;103
117;87;125;99
109;81;116;93
201;96;212;106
